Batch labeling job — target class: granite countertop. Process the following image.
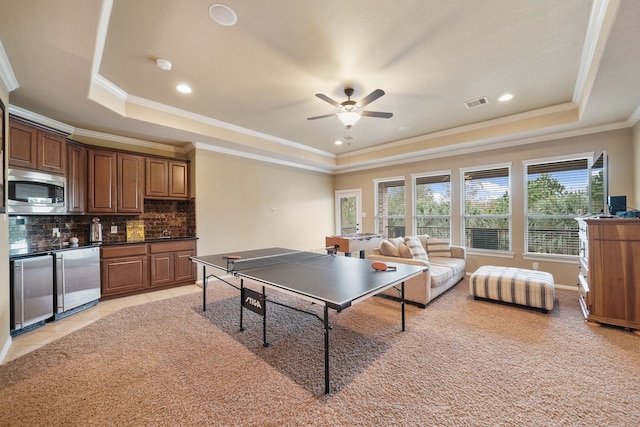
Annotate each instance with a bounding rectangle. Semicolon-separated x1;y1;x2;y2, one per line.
9;237;198;259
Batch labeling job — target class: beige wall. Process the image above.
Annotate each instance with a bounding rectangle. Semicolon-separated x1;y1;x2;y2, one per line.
335;128;635;286
0;82;9;359
193;149;335;278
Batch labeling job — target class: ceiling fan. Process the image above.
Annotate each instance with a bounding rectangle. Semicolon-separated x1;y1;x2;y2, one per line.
307;88;393;129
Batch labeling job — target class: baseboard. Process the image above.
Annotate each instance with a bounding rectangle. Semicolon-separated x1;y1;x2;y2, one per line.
555;284;578;291
196;273;235;288
0;334;12;364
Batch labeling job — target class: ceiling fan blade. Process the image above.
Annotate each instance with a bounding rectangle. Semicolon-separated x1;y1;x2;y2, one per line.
361;111;393;118
315;93;341;107
307;113;337;120
358;89;385;107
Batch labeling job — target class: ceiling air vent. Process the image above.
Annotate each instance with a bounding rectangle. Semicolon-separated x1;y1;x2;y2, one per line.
464;97;489;109
340;136;355;142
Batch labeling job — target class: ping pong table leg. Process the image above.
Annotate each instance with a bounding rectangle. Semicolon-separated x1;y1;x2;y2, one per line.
324;304;330;394
401;281;406;332
239;279;245;332
202;266;207;312
262;286;269;348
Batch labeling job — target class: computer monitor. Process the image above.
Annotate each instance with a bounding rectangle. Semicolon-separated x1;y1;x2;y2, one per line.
608;195;627;216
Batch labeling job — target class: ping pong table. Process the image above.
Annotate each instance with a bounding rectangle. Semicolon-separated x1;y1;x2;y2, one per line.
190;247;428;393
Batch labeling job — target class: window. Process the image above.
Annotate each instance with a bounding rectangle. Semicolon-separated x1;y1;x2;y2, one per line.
375;177;405;238
525;157;589;256
413;172;451;238
461;165;511;251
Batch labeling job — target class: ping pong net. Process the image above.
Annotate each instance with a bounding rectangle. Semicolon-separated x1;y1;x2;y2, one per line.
225;250;326;273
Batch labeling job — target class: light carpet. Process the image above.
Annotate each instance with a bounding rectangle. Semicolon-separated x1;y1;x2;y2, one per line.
1;278;639;426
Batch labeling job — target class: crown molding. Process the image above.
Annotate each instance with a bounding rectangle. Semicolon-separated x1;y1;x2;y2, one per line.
8;105;75;134
334;120;631;174
72;128;186;154
628;104;640;127
573;0;620;118
339;102;577;159
126;94;336;160
191;141;334;174
0;40;19;92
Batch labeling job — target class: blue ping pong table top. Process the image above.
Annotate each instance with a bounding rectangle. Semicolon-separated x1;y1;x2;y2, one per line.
191;247;427;311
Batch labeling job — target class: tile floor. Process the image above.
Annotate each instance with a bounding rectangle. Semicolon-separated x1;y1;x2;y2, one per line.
2;284;202;365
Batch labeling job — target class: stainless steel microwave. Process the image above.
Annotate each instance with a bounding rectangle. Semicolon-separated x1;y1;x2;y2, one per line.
7;169;67;214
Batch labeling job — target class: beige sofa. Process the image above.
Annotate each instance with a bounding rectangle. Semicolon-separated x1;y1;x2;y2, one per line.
367;235;466;307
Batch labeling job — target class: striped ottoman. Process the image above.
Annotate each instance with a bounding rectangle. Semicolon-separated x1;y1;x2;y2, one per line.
470;266;555;313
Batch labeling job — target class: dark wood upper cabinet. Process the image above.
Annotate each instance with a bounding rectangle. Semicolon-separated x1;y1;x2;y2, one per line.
117;153;144;213
88;149;143;214
67;142;86;214
145;158;169;198
169;161;189;198
9;119;66;174
145;158;189;200
8;120;37;169
38;131;66;173
88;149;117;213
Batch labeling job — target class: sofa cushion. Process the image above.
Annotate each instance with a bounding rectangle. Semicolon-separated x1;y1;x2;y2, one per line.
397;242;413;258
379;240;399;257
429;264;455;288
404;236;428;261
430;256;465;276
427;238;452;257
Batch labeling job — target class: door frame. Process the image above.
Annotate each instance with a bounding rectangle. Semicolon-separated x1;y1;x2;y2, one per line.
335;189;362;235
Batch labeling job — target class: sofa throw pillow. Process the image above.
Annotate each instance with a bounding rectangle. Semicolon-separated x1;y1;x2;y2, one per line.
397;242;412;258
416;234;430;252
404;236;428;261
390;237;404;248
379;240;400;257
427;237;452;257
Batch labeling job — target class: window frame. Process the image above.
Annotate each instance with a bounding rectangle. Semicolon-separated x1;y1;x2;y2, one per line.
412;170;452;238
460;163;512;255
523;152;593;260
374;176;406;238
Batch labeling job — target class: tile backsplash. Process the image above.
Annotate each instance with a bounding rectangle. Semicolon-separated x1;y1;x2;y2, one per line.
8;199;196;249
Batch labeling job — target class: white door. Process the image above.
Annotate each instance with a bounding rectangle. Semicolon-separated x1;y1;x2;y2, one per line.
335;189;362;235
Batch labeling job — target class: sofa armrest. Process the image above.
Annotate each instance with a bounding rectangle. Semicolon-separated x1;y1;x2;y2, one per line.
367;253;430;267
450;245;466;260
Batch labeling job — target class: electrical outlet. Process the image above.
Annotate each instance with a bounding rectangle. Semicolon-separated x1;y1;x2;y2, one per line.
532;262;539;270
111;225;118;234
53;227;59;236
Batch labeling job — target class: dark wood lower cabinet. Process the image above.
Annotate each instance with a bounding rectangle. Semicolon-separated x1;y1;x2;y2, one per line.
101;239;197;299
149;241;197;288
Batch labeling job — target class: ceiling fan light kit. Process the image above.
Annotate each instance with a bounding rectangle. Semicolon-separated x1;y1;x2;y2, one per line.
338;109;362;128
308;87;393;129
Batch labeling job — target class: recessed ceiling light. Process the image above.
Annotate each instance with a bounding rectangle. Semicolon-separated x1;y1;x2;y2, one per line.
334;140;343;145
155;58;172;71
498;93;514;102
209;4;237;26
176;84;192;94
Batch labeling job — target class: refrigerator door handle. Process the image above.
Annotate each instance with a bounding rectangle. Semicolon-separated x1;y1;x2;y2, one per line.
18;261;24;329
57;253;66;313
